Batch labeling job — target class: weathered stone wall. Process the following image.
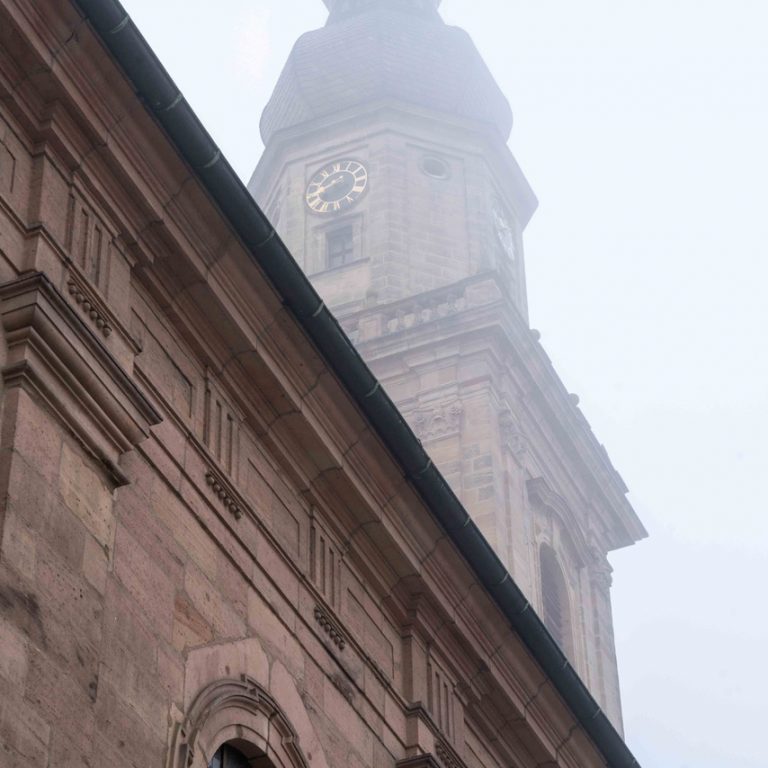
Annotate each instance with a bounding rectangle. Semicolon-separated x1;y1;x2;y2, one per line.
0;3;614;768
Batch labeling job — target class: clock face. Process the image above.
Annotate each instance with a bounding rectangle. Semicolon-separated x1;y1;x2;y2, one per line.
493;204;517;263
306;160;368;214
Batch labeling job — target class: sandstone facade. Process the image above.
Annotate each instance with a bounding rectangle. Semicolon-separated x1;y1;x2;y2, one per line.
249;0;646;732
0;2;638;768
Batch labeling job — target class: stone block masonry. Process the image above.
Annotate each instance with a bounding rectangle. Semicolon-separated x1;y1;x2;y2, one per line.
0;1;637;767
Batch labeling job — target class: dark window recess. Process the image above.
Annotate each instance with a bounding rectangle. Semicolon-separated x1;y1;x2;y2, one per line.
327;226;355;269
540;545;573;658
421;155;450;179
208;745;250;768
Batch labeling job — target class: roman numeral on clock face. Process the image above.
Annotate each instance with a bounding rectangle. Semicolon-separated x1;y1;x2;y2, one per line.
306;159;369;215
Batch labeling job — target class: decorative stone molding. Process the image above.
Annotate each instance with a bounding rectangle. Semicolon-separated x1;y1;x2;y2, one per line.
393;741;467;768
203;370;241;476
204;467;243;520
402;702;459;763
0;272;161;485
411;400;463;442
499;408;528;458
66;275;113;337
526;477;590;568
368;656;391;688
309;515;342;609
435;738;467;768
396;757;441;768
313;605;346;650
426;653;458;742
589;546;614;591
167;676;310;768
330;672;355;704
339;274;507;342
382;291;467;336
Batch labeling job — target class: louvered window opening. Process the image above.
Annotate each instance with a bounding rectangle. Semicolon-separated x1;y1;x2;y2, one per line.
540;545;572;657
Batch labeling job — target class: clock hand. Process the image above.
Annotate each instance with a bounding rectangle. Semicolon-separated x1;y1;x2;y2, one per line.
318;175;346;194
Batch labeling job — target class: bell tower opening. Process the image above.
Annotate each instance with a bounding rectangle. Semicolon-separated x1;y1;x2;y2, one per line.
539;544;575;661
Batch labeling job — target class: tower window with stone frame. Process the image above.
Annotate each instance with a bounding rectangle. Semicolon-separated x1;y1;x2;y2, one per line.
540;544;575;660
326;225;355;269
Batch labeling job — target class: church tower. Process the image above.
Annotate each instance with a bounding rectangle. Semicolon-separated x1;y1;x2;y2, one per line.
249;0;646;731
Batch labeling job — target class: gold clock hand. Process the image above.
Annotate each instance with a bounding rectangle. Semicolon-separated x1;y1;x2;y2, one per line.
318;175;346;194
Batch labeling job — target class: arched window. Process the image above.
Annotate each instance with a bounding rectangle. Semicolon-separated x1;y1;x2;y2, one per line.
540;544;574;659
208;744;250;768
169;677;311;768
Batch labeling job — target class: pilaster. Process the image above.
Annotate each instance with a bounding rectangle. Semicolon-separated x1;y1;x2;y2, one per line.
0;272;161;484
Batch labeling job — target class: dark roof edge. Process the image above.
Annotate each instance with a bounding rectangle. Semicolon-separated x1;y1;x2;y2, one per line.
72;3;639;766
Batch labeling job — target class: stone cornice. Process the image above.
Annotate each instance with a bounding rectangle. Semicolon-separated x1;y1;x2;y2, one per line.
0;272;161;484
349;272;647;550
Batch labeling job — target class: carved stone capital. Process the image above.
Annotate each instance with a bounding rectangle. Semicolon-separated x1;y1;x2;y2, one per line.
592;570;613;591
589;547;614;591
0;272;161;484
410;399;463;442
499;408;528;458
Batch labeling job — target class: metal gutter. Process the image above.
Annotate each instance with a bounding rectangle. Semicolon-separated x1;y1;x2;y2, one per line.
72;2;639;766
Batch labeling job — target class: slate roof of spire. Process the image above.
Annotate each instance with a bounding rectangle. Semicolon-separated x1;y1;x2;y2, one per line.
259;4;514;144
323;0;442;15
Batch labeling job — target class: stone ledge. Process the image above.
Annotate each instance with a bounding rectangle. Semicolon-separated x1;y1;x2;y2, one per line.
0;271;161;484
396;756;441;768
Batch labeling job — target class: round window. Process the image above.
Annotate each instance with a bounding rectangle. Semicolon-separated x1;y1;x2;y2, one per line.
421;155;450;180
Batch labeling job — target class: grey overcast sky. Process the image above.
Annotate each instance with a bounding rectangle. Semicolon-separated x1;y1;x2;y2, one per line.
119;1;768;765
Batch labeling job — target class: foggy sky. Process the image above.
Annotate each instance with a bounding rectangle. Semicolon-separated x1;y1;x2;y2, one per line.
119;1;768;765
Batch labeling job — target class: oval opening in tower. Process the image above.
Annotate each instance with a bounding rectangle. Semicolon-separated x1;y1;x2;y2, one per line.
421;155;450;180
